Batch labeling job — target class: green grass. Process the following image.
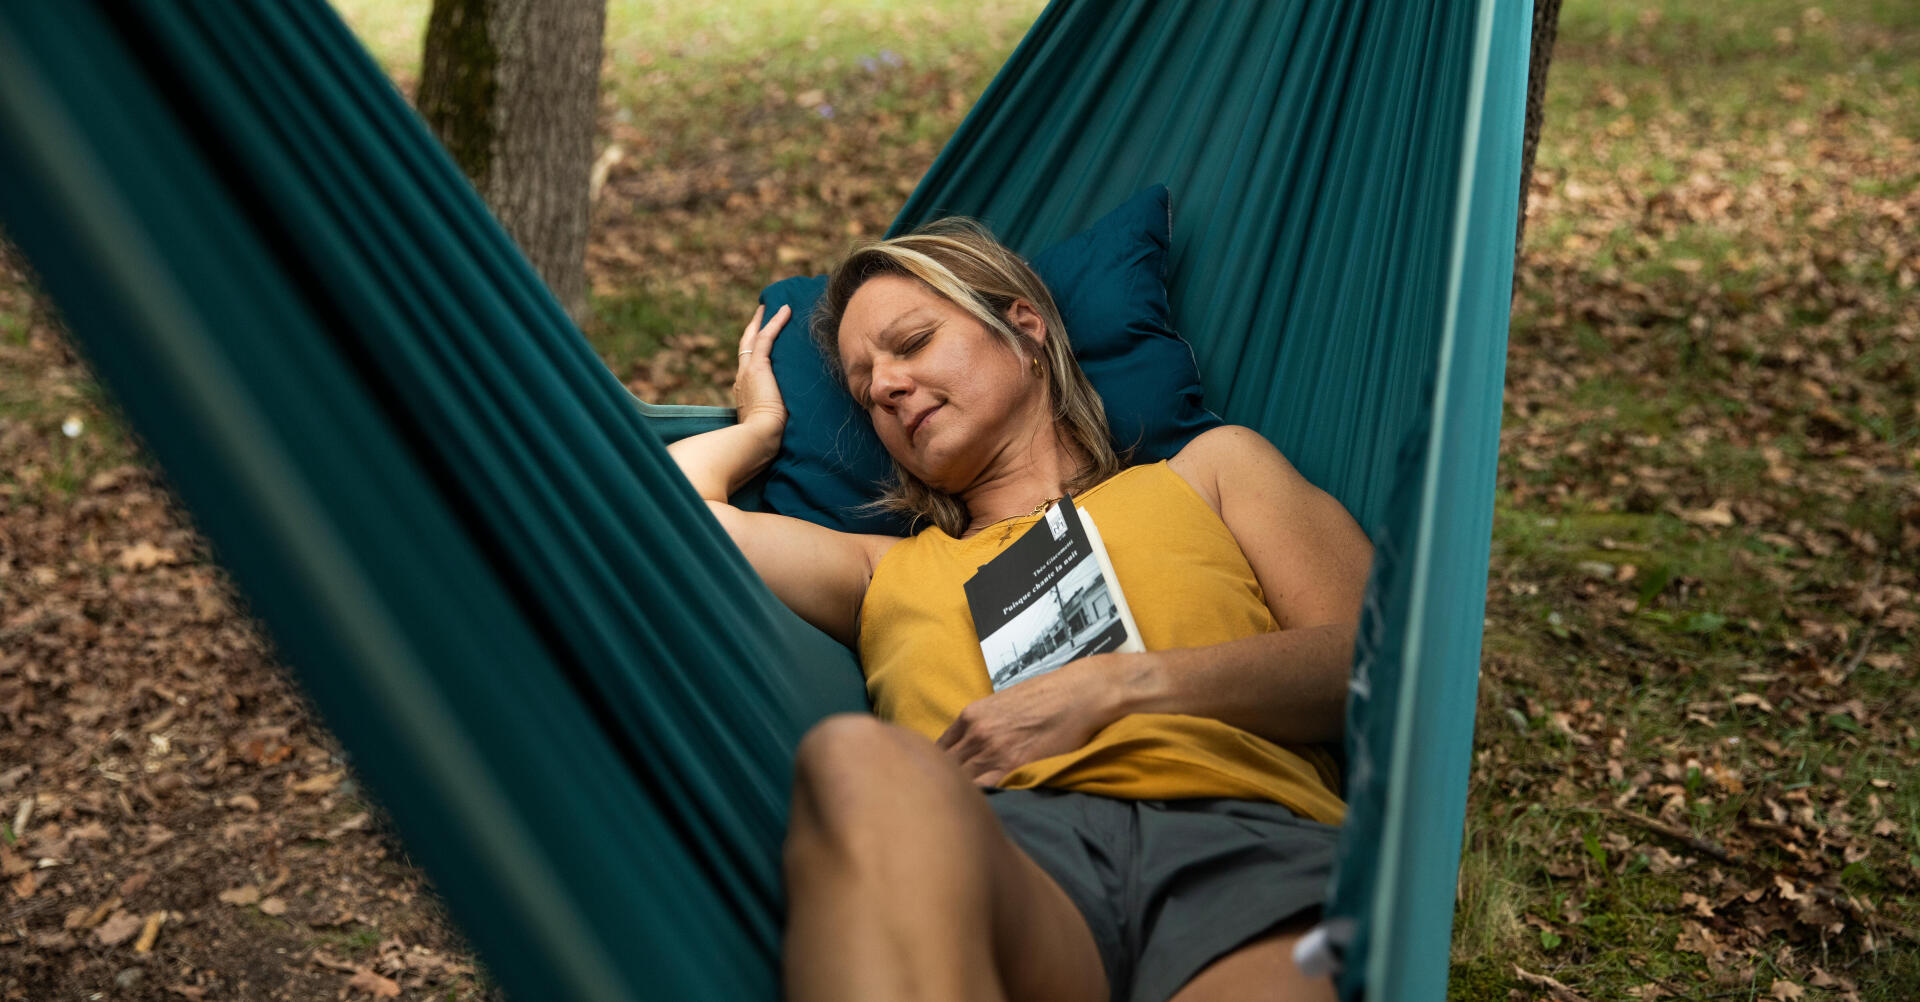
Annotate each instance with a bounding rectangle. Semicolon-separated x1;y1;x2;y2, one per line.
586;282;730;374
0;306;30;349
336;0;1035;76
1474;482;1919;994
334;0;1037;96
1544;0;1920;154
310;923;384;959
328;0;427;74
0;352;137;501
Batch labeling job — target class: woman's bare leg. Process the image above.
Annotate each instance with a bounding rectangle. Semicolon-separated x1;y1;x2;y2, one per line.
782;714;1108;1002
1167;918;1335;1002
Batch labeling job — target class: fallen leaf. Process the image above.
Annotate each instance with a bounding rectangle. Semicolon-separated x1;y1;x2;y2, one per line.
133;823;175;855
262;864;291;895
291;771;342;795
1679;501;1736;527
72;896;121;930
31;929;75;951
346;969;401;998
1771;980;1807;1000
86;465;139;491
1513;964;1594;1002
218;886;260;906
1675;921;1719;957
259;896;288;916
116;541;178;572
133;910;165;953
327;812;371;839
94;910;144;946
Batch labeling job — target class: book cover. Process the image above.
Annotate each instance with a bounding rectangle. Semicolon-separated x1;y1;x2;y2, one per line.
963;496;1143;692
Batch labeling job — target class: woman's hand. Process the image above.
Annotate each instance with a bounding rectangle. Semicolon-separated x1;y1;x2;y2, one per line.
667;303;793;502
732;304;791;434
936;652;1147;787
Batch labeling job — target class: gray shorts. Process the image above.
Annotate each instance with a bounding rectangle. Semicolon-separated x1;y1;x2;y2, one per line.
984;787;1338;1002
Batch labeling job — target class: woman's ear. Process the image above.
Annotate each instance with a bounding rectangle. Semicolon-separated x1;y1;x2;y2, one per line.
1005;298;1048;349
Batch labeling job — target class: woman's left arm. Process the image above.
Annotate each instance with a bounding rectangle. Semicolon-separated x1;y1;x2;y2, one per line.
1114;424;1372;743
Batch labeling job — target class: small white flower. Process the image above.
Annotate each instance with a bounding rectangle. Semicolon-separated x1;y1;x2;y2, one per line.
61;415;84;438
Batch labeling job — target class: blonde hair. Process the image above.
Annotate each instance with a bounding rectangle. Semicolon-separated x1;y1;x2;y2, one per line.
812;218;1121;537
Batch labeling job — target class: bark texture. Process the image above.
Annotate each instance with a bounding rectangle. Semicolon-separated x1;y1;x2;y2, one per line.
418;0;605;322
1516;0;1564;263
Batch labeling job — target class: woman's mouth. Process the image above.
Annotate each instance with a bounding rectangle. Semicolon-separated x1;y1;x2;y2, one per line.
908;404;941;441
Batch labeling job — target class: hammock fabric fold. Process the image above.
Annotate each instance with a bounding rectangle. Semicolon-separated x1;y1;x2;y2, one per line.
0;1;1528;999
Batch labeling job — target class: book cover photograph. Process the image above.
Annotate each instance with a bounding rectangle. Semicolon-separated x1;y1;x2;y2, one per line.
963;497;1143;692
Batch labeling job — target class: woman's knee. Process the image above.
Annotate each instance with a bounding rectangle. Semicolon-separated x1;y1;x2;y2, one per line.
793;714;917;813
794;713;904;777
786;714;983;864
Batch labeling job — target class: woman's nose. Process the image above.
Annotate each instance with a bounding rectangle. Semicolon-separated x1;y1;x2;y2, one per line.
870;358;913;403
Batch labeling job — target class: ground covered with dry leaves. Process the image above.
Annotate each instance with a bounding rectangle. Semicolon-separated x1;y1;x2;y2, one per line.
4;0;1918;999
1453;5;1919;998
0;273;495;997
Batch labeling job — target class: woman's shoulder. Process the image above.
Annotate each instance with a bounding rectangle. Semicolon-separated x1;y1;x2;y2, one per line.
1170;424;1289;464
1166;425;1297;510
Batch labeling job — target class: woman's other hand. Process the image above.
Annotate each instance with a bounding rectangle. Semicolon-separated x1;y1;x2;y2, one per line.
936;652;1146;787
733;304;791;433
666;303;792;502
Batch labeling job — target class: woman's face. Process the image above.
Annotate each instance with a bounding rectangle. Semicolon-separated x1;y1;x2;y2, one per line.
837;274;1046;492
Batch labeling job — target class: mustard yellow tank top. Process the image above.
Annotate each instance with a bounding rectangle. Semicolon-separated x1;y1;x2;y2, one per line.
859;461;1346;824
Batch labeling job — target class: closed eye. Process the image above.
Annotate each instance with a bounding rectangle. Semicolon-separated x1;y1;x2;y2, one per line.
851;328;934;409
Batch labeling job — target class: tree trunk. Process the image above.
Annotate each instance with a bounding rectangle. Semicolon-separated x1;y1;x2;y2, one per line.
417;0;605;324
1515;0;1564;266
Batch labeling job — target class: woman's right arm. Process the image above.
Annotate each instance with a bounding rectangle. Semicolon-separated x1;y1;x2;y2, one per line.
666;304;895;647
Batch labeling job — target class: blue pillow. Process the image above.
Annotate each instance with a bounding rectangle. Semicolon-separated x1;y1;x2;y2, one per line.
755;184;1219;535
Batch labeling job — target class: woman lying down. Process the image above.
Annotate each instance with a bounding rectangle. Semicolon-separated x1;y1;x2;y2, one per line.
666;219;1372;1002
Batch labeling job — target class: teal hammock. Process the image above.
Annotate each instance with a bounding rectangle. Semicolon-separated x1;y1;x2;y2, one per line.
0;1;1529;999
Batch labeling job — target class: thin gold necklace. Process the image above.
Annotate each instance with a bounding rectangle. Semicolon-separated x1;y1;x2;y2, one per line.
994;496;1061;543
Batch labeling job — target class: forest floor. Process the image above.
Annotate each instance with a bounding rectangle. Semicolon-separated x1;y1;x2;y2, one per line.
3;1;1917;999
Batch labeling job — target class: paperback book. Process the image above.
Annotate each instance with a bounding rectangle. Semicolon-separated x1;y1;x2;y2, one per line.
963;496;1143;692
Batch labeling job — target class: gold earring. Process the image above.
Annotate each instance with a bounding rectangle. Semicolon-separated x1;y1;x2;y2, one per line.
1031;356;1042;377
